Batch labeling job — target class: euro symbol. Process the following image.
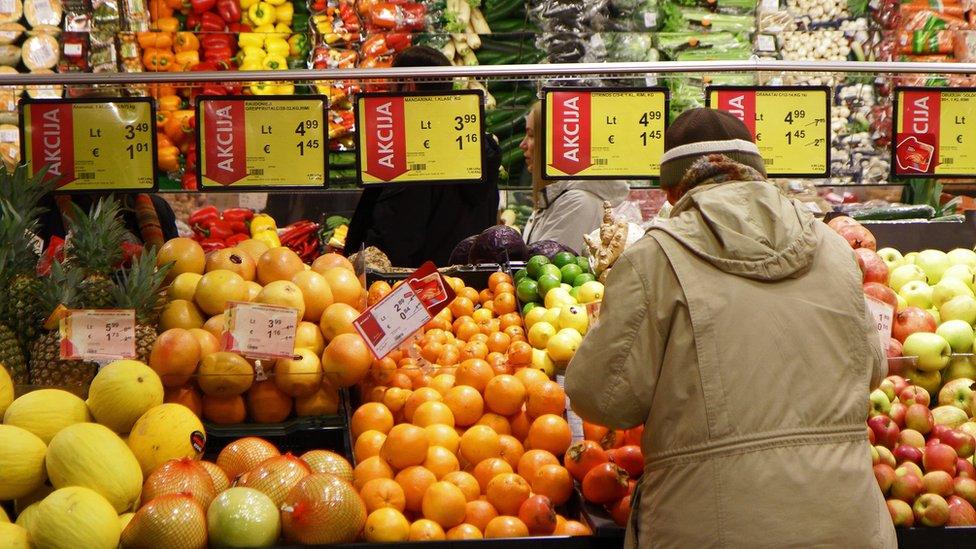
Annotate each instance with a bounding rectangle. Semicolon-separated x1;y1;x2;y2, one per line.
958;135;964;144
92;148;100;157
608;135;615;144
264;144;271;153
423;140;430;149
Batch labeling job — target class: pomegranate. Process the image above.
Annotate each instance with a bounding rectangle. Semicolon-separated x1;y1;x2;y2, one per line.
141;457;217;509
239;453;312;506
281;473;367;544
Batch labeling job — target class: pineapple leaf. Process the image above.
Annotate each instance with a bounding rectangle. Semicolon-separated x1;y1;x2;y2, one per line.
110;248;172;324
64;195;127;277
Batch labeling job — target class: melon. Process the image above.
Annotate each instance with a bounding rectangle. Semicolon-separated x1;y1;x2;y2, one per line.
0;424;47;500
207;487;280;549
87;360;164;434
0;363;13;417
45;422;143;513
0;522;31;549
121;493;207;549
2;389;90;444
30;486;121;549
127;403;206;476
15;484;54;515
0;505;7;522
14;503;39;531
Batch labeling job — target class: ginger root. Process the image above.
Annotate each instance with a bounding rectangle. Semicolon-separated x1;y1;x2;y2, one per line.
584;201;630;281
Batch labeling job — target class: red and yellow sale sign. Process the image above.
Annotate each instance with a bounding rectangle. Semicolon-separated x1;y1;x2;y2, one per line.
21;98;156;192
894;88;976;177
197;96;328;190
543;88;667;179
355;91;484;185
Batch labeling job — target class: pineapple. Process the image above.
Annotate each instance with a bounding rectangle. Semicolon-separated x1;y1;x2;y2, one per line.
28;262;98;390
109;248;171;363
64;196;126;309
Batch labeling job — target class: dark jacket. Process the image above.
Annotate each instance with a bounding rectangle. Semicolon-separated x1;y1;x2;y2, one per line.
345;134;501;267
37;194;179;242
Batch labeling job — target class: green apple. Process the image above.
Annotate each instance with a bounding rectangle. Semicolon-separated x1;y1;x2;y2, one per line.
524;306;548;330
905;252;920;265
940;264;976;290
936;320;975;353
945;357;976;382
933;278;975;308
929;308;942;325
889;264;928;293
940;295;976;325
897;294;909;312
917;249;952;284
542;307;561;328
546;331;580;362
869;388;892;417
903;332;952;372
948;248;976;269
938;377;976;412
544;287;576;309
878;247;905;269
558;305;589;335
905;367;942;397
900;281;933;309
577;281;605;304
528;321;556;349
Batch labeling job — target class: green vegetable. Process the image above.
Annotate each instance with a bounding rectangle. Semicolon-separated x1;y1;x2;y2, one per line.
849;205;937;221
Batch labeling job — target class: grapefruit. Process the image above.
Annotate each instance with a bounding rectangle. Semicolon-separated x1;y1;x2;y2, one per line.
257;248;305;285
274;347;323;397
164;384;204;418
31;487;120;549
216;437;280;481
300;450;353;483
142;457;217;509
311;253;354;274
158;299;206;331
127;403;206;476
206;248;256;281
120;493;207;549
0;425;47;500
295;321;326;355
168;272;202;301
2;388;90;444
149;329;202;388
244;281;263;302
292;270;334;322
207;487;281;549
198;352;254;396
295;382;340;416
188;328;221;356
202;394;247;424
246;380;293;423
322;333;372;388
194;269;248;316
158;237;206;281
281;473;367;544
200;461;230;493
321;268;363;308
236;239;271;263
239;453;312;506
255;280;306;320
319;302;360;341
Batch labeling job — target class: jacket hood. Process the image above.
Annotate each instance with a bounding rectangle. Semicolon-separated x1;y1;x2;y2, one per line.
654;180;819;281
540;180;630;208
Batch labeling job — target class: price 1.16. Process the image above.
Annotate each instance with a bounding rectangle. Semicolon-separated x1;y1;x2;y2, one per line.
294;119;319;136
455;133;478;150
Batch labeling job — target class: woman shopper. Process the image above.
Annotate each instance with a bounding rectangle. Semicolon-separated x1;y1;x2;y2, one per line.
564;108;895;548
520;102;629;254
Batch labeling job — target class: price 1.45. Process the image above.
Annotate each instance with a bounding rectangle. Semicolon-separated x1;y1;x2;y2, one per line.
296;139;321;156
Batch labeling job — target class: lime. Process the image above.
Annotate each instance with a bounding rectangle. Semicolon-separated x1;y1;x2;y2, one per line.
514;268;528;284
560;263;583;284
576;256;591;274
526;256;550;279
537;273;562;298
540;263;562;281
573;273;596;287
552;251;576;269
517;278;540;304
522;302;537;315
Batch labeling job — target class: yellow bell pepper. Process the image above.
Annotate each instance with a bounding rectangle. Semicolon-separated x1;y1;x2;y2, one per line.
238;32;264;49
248;2;275;26
254;23;275;33
241;46;267;61
264;36;289;57
262;53;288;70
273;2;293;23
250;82;277;95
239;58;264;71
275;83;295;95
273;23;291;37
239;0;258;8
253;229;281;248
250;214;280;248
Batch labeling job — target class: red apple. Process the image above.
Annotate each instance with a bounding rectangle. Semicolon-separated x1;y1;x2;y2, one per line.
875;463;896;495
869;416;901;450
905;403;934;435
887;339;906;376
892;470;925;502
857;249;890;284
958;458;976;479
948;495;976;526
894;444;924;466
876;446;897;468
924;443;959;475
897;462;924;479
932;424;952;441
941;430;976;459
889;402;908;429
899;385;931;407
893;307;938;344
887;375;911;396
899;429;926;449
887;499;915;527
953;477;976;506
923;470;955;497
914;493;950;526
868;426;876;445
838;224;878;251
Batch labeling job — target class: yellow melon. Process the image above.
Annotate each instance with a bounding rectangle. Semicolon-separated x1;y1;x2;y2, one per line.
0;522;31;549
127;403;206;476
87;360;164;434
30;487;120;549
0;424;47;500
2;388;90;444
0;363;13;417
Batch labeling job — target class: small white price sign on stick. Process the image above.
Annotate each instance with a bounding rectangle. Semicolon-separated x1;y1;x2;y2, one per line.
59;309;136;361
864;294;894;348
221;302;299;360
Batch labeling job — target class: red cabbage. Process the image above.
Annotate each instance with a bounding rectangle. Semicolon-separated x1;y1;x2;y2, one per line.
468;225;527;264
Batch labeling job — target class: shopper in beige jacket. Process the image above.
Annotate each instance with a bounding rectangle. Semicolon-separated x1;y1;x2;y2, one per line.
565;108;896;548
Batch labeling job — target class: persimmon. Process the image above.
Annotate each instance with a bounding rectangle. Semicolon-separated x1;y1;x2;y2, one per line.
564;440;610;482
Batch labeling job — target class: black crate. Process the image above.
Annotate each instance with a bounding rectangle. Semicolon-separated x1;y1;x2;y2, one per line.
365;264;508;290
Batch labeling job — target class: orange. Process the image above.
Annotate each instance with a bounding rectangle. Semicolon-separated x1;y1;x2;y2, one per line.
367;281;393;307
460;342;490;362
256;247;305;285
455;321;480;342
526;380;567;418
360;477;406;513
531;464;573;505
149;328;202;387
517;450;559;481
484;375;526;416
498;313;522;331
321;267;363;308
507;342;532;367
469;333;489;344
380;424;429;470
442;471;481;502
446;277;465;294
437;345;461;367
425;424;460;454
202;394;247;424
371;358;397;385
504;325;527;343
354;456;395;490
206;247;257;281
395;466;437;514
319;302;360;341
526;414;572;456
484;516;529;538
509;409;532;440
472;458;513;493
381;387;411;415
351;402;395;438
478;289;494;306
514;367;549;392
403;387;442;421
555;519;593;536
412;401;455;428
429;374;456;395
465;500;499;532
409;519;446;541
494;282;515;295
158;237;206;281
164;384;203;417
449;297;475;319
459;287;480;303
488;272;513;291
498;435;525;469
446;524;483;540
459;425;503;466
424;445;461;479
444;386;485;427
246;380;293;423
493;293;517;315
322;333;372;388
292;270;335;322
486;332;512;354
295;381;340;416
422;481;468;528
355;430;387;462
364;507;411;542
311;252;355;274
455;359;493;392
476;413;511;435
480;300;495;315
486;473;531;515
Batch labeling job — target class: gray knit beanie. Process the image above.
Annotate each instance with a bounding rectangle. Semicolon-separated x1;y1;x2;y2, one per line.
660;108;767;189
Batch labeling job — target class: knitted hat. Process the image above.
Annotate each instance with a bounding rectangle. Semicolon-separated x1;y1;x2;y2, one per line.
660;108;766;189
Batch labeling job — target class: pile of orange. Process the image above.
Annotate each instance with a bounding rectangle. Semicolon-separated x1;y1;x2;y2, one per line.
349;272;593;541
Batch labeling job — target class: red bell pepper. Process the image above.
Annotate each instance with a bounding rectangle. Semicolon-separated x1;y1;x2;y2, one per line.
120;242;144;267
37;236;65;276
386;32;411;52
225;233;249;246
199;12;226;32
228;22;251;32
190;0;216;14
181;171;198;191
217;0;241;23
199;238;226;252
201;33;236;54
189;205;220;226
222;208;254;222
205;219;235;241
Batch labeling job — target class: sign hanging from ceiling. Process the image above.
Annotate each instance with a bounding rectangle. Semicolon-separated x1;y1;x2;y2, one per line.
893;87;976;177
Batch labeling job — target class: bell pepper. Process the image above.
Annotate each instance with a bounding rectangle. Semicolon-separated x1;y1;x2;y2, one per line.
201;34;237;62
275;83;295;95
164;110;195;146
199;238;226;252
36;236;65;277
174;50;200;71
264;36;289;57
250;213;278;235
157;94;182;111
274;23;291;36
137;32;173;49
248;2;275;26
239;0;259;9
273;2;293;22
238;32;264;48
262;53;288;70
185;13;201;30
288;34;309;58
229;22;252;32
190;0;216;13
291;10;308;30
205;219;235;241
226;233;249;246
174;32;199;52
217;0;241;23
201;33;236;52
200;11;226;32
189;205;220;226
181;171;198;190
252;230;281;248
239;57;264;71
223;208;255;222
249;81;277;95
165;0;182;8
241;46;266;60
143;48;175;71
150;0;174;20
386;32;411;52
155;16;181;32
253;23;275;33
157;142;181;172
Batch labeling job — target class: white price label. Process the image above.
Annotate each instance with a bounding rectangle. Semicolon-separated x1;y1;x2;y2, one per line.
354;282;432;360
760;0;778;11
757;34;776;52
59;309;136;361
642;11;657;28
557;374;585;443
864;295;894;347
222;302;299;360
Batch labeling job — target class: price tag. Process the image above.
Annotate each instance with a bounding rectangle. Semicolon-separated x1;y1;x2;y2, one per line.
20;98;157;192
221;302;299;360
197;96;328;190
543;87;668;180
864;295;894;347
557;374;585;443
355;90;485;185
893;87;976;177
353;262;456;359
59;309;136;361
706;86;830;177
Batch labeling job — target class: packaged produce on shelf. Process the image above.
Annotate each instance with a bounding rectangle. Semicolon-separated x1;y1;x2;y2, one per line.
655;31;750;60
583;0;659;32
584;32;659;63
309;0;360;45
829;83;890;184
